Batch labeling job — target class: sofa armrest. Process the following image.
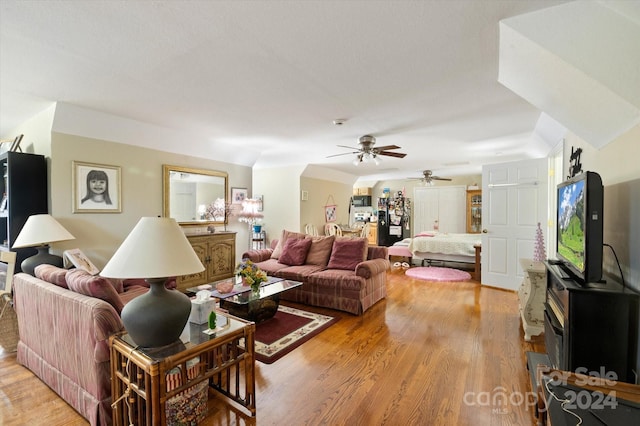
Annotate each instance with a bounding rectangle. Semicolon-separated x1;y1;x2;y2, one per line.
241;249;274;263
355;258;391;279
367;245;389;260
13;273;124;365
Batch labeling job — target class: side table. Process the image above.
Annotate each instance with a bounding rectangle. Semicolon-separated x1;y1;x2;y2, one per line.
517;258;546;341
110;312;256;425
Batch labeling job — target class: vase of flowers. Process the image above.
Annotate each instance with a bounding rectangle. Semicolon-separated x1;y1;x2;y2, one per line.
235;258;268;293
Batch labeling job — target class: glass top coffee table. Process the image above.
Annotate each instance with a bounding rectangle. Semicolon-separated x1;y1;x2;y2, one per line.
189;277;302;323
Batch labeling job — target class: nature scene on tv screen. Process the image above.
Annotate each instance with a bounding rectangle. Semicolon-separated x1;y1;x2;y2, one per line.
558;180;585;271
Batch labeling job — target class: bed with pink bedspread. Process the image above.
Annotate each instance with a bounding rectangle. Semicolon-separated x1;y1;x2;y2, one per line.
388;232;482;278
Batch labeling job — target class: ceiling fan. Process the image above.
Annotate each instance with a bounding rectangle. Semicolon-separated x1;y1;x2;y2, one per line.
409;170;452;185
328;135;407;165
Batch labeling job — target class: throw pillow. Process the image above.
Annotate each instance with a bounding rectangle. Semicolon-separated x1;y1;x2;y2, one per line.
66;269;124;314
34;264;69;288
327;237;369;270
305;235;335;267
278;237;313;266
108;278;125;293
270;229;306;259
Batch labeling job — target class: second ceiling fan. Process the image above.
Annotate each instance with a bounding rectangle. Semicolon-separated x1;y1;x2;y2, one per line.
408;170;452;185
328;135;407;165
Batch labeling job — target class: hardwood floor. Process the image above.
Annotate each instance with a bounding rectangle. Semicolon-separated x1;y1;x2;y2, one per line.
0;269;544;425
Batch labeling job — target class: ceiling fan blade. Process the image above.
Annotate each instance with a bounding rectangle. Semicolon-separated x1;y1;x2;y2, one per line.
336;144;360;150
432;176;452;181
326;151;359;158
378;151;407;158
373;145;401;151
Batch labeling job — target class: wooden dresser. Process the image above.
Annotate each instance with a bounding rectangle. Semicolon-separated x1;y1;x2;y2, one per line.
176;232;236;292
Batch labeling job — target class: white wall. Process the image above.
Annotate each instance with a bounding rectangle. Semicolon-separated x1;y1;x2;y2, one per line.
253;165;305;245
48;132;252;268
300;176;353;235
5;104;55;158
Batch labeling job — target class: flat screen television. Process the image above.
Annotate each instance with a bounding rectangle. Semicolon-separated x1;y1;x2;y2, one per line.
556;171;604;284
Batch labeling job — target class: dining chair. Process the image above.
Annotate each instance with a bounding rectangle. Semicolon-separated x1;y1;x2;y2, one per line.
325;223;342;237
359;223;371;239
305;223;319;236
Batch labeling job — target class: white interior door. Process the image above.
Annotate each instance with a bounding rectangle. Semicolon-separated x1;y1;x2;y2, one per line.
413;187;439;232
481;158;548;290
437;186;466;233
413;186;466;234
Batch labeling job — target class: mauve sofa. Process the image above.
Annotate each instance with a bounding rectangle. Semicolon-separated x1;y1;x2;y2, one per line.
12;266;161;426
242;230;389;315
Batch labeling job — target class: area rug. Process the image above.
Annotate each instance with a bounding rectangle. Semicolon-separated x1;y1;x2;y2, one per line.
254;305;338;364
405;266;472;282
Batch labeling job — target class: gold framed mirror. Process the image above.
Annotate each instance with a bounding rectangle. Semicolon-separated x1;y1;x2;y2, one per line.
162;165;228;226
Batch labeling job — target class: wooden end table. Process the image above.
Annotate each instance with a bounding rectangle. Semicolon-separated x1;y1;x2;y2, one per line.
110;312;256;425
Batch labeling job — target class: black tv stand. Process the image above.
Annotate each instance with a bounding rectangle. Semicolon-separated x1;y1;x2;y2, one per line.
547;262;573;280
543;261;640;384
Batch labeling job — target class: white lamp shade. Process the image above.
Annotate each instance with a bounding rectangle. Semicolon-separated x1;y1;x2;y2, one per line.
12;214;75;248
100;217;204;279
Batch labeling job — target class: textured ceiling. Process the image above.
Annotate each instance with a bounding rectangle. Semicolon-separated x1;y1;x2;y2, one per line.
1;0;574;181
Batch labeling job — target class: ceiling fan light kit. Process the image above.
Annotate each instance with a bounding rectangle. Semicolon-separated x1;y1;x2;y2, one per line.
352;152;382;166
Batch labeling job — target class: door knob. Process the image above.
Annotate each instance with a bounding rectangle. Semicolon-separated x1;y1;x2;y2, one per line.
482;229;488;233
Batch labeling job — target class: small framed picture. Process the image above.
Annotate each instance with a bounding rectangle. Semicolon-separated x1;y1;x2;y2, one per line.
73;161;121;213
231;187;248;204
325;205;337;222
63;249;100;275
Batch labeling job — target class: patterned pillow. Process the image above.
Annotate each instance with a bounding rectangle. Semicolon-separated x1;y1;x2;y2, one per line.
34;264;69;288
305;235;335;267
66;269;124;314
278;237;313;266
270;230;307;259
326;237;369;270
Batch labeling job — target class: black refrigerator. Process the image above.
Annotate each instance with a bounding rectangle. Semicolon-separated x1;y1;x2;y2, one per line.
377;195;411;246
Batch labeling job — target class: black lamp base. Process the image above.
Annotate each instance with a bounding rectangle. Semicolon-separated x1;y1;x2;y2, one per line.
21;245;64;276
121;277;192;348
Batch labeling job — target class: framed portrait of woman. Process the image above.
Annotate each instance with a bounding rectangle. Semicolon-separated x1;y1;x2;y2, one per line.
73;161;122;213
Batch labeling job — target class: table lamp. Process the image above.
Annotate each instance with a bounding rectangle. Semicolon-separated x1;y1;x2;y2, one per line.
100;217;204;348
11;214;75;275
